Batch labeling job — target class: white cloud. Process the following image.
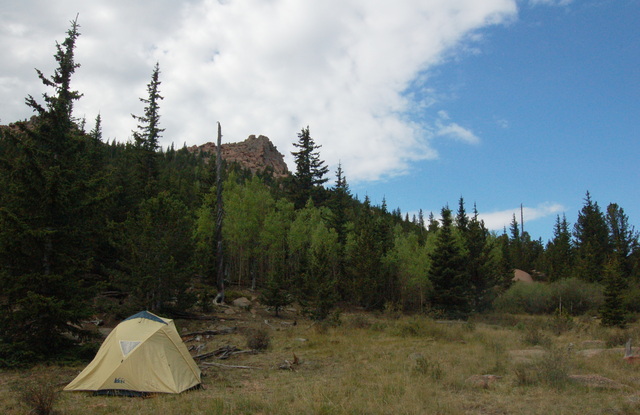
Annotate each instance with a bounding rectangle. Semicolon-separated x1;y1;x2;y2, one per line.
478;202;565;232
436;122;480;145
0;0;518;182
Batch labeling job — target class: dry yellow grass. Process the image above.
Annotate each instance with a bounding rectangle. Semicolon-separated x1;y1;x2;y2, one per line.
3;310;640;415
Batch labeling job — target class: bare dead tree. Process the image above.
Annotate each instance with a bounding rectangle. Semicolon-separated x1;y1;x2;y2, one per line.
214;122;225;304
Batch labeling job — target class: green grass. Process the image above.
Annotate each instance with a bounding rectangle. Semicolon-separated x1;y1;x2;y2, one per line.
2;312;640;414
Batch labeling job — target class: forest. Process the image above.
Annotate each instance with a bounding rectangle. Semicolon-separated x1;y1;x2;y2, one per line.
1;19;638;368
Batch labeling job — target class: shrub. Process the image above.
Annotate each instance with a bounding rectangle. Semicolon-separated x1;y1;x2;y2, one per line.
347;314;372;329
494;282;554;314
494;279;603;316
513;346;572;389
14;377;60;415
537;346;572;388
550;278;603;315
547;308;575;335
412;356;444;380
245;329;270;351
522;327;551;347
224;290;244;304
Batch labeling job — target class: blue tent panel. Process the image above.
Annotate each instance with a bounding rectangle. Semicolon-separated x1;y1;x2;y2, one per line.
123;311;167;325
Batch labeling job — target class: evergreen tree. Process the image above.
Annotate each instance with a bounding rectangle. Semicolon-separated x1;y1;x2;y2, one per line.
132;62;164;198
606;203;638;275
303;220;340;320
465;204;497;312
573;192;610;282
427;212;439;233
600;255;627;328
328;162;351;247
90;112;102;141
290;126;328;208
545;214;573;281
427;206;472;319
119;192;194;311
0;18;102;364
346;197;396;309
508;214;525;270
455;197;469;234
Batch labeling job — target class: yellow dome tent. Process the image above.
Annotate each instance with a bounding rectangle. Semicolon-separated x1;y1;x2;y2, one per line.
64;311;201;395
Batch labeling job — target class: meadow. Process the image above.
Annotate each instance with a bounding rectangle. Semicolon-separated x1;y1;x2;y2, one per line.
2;307;640;415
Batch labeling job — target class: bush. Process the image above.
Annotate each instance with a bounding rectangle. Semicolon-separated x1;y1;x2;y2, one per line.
245;329;270;351
224;290;244;304
494;282;554;314
513;346;572;389
550;278;603;315
347;314;372;329
412;355;443;380
14;377;60;415
547;308;575;335
494;279;603;316
522;327;551;347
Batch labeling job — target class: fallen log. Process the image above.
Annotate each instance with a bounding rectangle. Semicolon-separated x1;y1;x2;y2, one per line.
182;327;236;340
200;362;261;370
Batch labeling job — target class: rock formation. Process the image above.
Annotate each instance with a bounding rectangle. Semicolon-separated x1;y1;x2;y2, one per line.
188;135;289;178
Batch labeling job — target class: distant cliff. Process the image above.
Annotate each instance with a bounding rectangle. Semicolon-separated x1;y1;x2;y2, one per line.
188;134;289;178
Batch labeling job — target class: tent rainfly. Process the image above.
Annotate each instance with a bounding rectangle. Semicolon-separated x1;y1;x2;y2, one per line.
64;311;201;395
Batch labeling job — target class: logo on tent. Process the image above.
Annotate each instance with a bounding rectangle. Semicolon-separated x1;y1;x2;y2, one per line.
114;378;125;384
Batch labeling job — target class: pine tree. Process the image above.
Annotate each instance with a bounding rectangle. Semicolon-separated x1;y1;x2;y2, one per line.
573;192;610;282
329;162;351;247
545;214;573;281
0;18;102;364
427;212;439;233
455;197;469;234
290;126;328;208
428;206;472;319
600;256;627;328
132;62;164;198
508;214;525;270
346;198;396;310
606;203;638;275
465;204;496;312
119;192;194;311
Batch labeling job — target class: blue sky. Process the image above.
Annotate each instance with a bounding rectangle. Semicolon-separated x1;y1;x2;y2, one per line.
1;0;638;242
350;0;640;241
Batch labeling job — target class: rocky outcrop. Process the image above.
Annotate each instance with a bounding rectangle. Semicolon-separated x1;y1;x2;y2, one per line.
188;135;289;178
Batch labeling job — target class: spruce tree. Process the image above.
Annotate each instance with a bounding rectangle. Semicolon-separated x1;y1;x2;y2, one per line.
465;204;496;312
0;18;101;364
573;192;610;282
600;256;627;328
119;192;194;311
427;206;472;319
346;197;396;309
132;62;164;198
545;214;573;281
290;126;328;208
606;203;638;275
329;162;351;247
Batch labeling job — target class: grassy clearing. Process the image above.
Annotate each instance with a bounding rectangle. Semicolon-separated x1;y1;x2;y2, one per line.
3;310;640;414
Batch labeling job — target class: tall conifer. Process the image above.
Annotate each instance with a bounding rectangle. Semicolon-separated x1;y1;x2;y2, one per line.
290;126;328;208
428;206;472;319
0;18;101;364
